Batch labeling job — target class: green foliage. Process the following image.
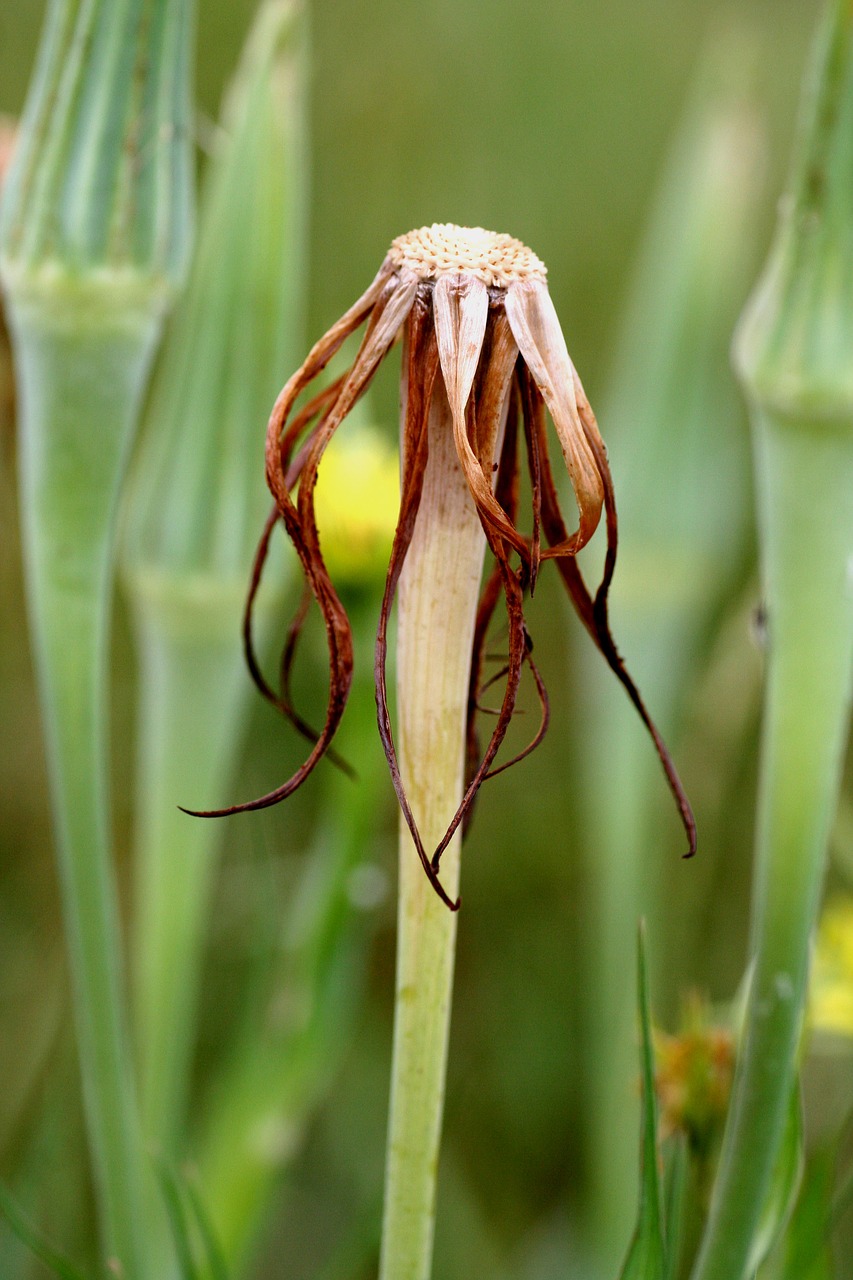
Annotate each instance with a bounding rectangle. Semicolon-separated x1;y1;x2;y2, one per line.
1;2;849;1280
748;1088;804;1276
767;1148;836;1280
619;927;666;1280
157;1161;230;1280
0;1184;90;1280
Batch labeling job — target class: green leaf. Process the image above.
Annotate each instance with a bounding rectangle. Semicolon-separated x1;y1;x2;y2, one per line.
181;1178;230;1280
156;1162;202;1280
156;1160;231;1280
619;924;666;1280
0;1182;91;1280
764;1145;837;1280
749;1084;804;1276
663;1138;688;1280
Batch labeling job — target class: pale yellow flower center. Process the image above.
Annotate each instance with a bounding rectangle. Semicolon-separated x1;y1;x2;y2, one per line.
389;223;547;289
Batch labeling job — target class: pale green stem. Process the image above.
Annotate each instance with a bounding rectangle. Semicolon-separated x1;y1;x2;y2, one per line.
379;379;491;1280
692;4;853;1272
1;0;191;1269
124;0;307;1164
131;575;247;1150
691;414;853;1280
12;287;164;1280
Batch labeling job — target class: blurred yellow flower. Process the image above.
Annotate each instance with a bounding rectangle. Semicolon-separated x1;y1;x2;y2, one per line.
655;994;734;1157
313;422;399;582
809;896;853;1037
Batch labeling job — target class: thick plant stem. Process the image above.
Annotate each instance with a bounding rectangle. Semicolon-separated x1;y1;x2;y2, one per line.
1;0;192;1270
692;5;853;1274
131;579;247;1148
13;292;162;1280
123;0;307;1155
691;417;853;1280
379;381;490;1280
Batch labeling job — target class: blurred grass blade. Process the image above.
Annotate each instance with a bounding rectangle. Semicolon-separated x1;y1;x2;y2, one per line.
769;1146;841;1280
619;925;665;1280
579;24;764;1268
0;1;194;1273
156;1163;202;1280
664;1140;688;1280
693;4;853;1277
747;1086;803;1275
156;1158;232;1280
122;0;308;1159
181;1179;230;1280
0;1184;91;1280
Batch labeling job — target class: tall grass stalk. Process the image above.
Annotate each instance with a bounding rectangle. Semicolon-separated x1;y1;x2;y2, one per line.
123;0;308;1158
576;34;762;1270
378;376;493;1280
692;4;853;1277
195;648;383;1267
0;1;194;1273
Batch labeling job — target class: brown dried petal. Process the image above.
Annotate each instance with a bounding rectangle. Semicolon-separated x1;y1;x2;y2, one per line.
434;277;528;562
374;292;461;908
505;278;604;552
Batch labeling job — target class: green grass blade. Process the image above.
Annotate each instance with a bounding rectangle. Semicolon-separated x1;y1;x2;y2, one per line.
771;1146;836;1280
748;1086;803;1275
0;1183;91;1280
181;1177;230;1280
123;0;309;1165
155;1161;202;1280
664;1139;688;1280
619;924;666;1280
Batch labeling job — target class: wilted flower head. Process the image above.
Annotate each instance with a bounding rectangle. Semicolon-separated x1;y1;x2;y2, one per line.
191;223;695;904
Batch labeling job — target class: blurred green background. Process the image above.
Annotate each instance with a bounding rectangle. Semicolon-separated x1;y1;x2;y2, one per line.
0;2;828;1278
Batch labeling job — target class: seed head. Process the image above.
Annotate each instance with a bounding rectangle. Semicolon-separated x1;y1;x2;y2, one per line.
389;223;547;288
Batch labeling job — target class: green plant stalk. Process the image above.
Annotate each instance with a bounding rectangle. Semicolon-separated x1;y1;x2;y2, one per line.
13;286;164;1279
692;3;853;1273
131;578;248;1149
379;381;490;1280
131;577;283;1280
1;0;193;1265
123;0;307;1156
691;415;853;1280
196;661;382;1268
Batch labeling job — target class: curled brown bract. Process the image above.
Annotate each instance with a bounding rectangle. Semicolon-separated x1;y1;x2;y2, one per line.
186;225;696;901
